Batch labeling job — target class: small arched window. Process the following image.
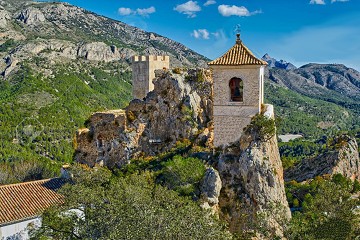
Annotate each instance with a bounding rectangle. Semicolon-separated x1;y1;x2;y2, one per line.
229;77;243;102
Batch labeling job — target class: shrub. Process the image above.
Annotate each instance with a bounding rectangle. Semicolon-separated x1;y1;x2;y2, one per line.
159;155;206;196
172;67;182;74
126;110;136;122
244;114;276;141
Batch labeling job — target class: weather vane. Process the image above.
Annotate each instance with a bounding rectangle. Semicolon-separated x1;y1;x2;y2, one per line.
234;24;241;42
234;24;241;35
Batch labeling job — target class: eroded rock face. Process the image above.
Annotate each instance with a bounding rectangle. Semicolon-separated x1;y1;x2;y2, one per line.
77;42;121;62
0;9;10;28
75;69;213;167
217;120;291;237
201;167;222;206
285;135;360;182
17;7;45;25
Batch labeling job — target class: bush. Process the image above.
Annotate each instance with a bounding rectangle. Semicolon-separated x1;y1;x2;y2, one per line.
159;155;206;196
172;67;182;74
244;114;276;141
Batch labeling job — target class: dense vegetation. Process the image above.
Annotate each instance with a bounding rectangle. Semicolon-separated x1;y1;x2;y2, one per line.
285;174;360;239
31;163;231;240
0;60;132;184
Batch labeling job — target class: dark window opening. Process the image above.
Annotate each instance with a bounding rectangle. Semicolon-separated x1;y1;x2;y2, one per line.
229;78;243;102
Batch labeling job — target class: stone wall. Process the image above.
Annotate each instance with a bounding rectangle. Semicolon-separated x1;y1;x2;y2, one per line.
211;65;264;147
131;55;169;100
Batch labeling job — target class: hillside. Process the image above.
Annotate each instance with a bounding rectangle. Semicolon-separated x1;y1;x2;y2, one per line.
0;0;208;184
264;55;360;138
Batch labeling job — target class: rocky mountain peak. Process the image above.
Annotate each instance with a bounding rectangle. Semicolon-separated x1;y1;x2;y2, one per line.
262;53;297;70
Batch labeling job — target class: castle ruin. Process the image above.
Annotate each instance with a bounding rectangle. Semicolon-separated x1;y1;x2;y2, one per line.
131;55;169;100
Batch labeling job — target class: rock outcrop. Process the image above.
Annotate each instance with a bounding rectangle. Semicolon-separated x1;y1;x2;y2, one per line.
217;107;291;237
0;9;10;28
77;42;121;62
201;167;222;208
285;135;360;182
75;69;213;167
17;7;45;25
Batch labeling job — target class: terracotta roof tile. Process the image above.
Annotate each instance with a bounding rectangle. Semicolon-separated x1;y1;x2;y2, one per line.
0;178;65;225
208;37;267;66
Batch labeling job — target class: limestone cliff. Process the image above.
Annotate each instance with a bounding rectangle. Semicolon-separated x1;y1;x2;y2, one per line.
217;108;291;238
285;134;360;182
75;69;213;167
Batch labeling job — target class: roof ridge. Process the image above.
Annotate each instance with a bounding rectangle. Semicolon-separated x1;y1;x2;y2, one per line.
0;178;61;188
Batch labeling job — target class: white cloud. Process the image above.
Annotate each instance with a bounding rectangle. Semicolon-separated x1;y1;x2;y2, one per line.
192;29;210;39
118;8;133;16
118;6;156;17
204;0;216;6
136;7;156;17
174;1;201;18
331;0;349;2
218;5;261;17
309;0;326;5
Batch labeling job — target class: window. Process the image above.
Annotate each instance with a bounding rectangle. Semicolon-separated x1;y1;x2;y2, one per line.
229;78;243;102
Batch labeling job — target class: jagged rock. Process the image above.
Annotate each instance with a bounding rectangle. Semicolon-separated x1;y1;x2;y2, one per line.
217;107;291;237
285;135;360;182
262;53;297;70
17;7;45;25
201;167;222;206
2;56;18;77
75;69;213;167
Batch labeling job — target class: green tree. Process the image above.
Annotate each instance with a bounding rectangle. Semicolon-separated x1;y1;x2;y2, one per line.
286;180;360;240
31;165;231;240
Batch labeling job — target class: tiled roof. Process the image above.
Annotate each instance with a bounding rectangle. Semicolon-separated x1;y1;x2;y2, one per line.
208;36;267;66
0;178;65;225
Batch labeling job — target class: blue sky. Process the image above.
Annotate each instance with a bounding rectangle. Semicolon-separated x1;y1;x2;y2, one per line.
66;0;360;70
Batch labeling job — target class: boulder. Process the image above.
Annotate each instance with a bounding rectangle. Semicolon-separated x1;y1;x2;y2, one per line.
201;167;222;206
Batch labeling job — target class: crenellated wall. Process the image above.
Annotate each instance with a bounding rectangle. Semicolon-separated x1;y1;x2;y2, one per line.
131;55;169;100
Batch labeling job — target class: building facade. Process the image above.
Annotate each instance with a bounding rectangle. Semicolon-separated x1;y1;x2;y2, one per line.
209;34;267;147
0;178;64;239
131;55;170;100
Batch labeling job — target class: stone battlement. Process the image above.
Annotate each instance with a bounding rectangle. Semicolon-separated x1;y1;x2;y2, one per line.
132;55;170;63
132;55;170;100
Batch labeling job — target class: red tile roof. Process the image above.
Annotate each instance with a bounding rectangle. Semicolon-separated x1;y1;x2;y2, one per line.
0;178;65;225
208;35;267;66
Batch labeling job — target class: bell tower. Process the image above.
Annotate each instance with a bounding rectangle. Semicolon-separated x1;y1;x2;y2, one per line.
209;34;267;147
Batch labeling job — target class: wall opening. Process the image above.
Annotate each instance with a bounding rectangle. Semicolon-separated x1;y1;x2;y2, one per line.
229;77;243;102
